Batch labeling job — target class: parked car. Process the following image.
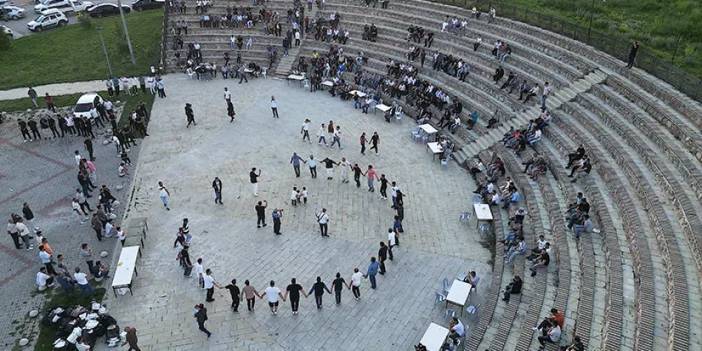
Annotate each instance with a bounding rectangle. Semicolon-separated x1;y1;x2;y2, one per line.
86;3;130;17
26;9;68;32
73;93;103;119
131;0;162;11
34;0;92;13
1;5;25;20
1;24;13;38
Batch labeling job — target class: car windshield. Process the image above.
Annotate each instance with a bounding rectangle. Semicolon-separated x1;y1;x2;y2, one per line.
74;103;93;112
33;15;45;21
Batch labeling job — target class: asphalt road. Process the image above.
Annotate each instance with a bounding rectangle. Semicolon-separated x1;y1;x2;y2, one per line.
1;0;125;38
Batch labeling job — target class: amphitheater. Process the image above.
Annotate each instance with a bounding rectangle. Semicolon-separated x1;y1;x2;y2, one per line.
134;0;702;349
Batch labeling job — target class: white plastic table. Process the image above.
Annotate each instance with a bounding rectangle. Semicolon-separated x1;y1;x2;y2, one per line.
419;123;438;135
474;203;493;229
419;323;450;351
322;80;334;88
287;74;305;87
111;246;141;297
350;90;367;97
427;142;443;160
374;103;391;114
446;279;472;315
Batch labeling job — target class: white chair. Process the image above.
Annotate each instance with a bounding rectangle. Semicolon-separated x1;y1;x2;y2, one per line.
261;67;267;79
459;211;470;223
435;291;446;304
442;278;451;294
465;304;479;321
444;309;456;320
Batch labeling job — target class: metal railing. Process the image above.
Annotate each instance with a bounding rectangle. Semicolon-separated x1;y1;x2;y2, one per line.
430;0;702;102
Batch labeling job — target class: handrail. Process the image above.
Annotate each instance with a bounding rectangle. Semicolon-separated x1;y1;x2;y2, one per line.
428;0;702;102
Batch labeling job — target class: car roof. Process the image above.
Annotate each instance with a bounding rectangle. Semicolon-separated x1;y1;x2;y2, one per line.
40;8;65;15
76;93;100;104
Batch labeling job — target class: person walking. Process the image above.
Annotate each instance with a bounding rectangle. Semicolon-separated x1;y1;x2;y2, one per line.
352;163;363;188
388;228;397;260
18;119;32;142
16;219;33;250
224;87;231;103
194;304;211;338
123;326;141;351
284;278;307;315
242;280;258;311
227;101;236;123
309;276;332;309
330;126;343;149
75;189;92;214
255;200;268;228
360;132;367;155
212;177;223;205
270;96;280;118
317;123;328;145
321;157;338;180
249;168;261;196
203;268;222;302
379;174;389;200
158;181;171;210
185;103;196;128
363;257;380;289
626;41;639;69
378;242;389;275
28;87;38;108
91;213;103;241
316;208;329;237
366;165;378;192
301;119;311;142
224;279;241;312
339;157;351;183
262;280;285;315
272;208;283;235
350;268;363;300
307;155;318;178
332;272;348;304
370;132;380;155
290;152;305;177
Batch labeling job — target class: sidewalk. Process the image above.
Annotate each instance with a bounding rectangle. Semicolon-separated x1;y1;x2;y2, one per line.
0;80;105;101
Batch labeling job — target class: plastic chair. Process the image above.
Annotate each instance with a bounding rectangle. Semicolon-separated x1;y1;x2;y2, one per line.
465;304;479;321
441;159;449;168
459;212;470;223
442;277;451;294
261;67;267;79
435;291;446;304
444;309;456;320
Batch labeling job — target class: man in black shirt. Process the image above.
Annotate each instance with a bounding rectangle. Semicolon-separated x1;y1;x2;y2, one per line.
84;138;95;161
320;158;338;180
352;163;363;187
27;117;42;140
250;168;261;196
379;174;389;200
332;272;347;304
18;119;31;141
47;116;61;138
255;200;267;228
224;279;240;311
212;177;223;205
309;276;331;309
185;103;196;128
284;278;306;314
378;242;389;275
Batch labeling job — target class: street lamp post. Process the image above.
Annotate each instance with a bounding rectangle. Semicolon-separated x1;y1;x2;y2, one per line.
97;26;114;77
116;0;136;65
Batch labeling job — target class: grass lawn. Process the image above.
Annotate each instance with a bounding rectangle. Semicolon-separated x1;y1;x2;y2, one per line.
33;286;107;351
0;90;155;132
0;9;164;90
453;0;702;78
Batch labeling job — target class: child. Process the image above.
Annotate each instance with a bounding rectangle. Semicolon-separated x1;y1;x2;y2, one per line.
118;162;129;177
301;187;308;204
121;150;132;165
116;226;126;246
290;187;299;206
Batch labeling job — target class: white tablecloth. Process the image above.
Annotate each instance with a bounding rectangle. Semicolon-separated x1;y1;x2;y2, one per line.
446;279;471;307
375;103;392;112
427;142;443;154
419;124;438;135
474;203;493;221
419;323;450;351
111;246;140;288
287;74;305;81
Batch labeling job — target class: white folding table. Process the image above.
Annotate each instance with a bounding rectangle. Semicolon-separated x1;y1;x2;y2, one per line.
446;280;472;315
322;80;334;88
474;203;493;229
111;246;141;297
287;74;305;87
419;322;450;351
427;142;443;160
349;90;367;97
374;103;391;114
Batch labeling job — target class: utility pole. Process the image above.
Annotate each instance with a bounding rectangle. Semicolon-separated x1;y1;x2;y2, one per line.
97;26;114;77
116;0;136;64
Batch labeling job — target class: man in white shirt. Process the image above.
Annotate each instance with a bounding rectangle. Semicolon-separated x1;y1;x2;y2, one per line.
74;267;93;295
36;267;54;289
387;228;396;260
194;258;204;284
15;220;33;250
300;119;311;142
224;87;231;102
263;280;284;315
538;323;561;349
317;208;329;237
350;268;363;300
270;96;279;118
203;269;221;302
